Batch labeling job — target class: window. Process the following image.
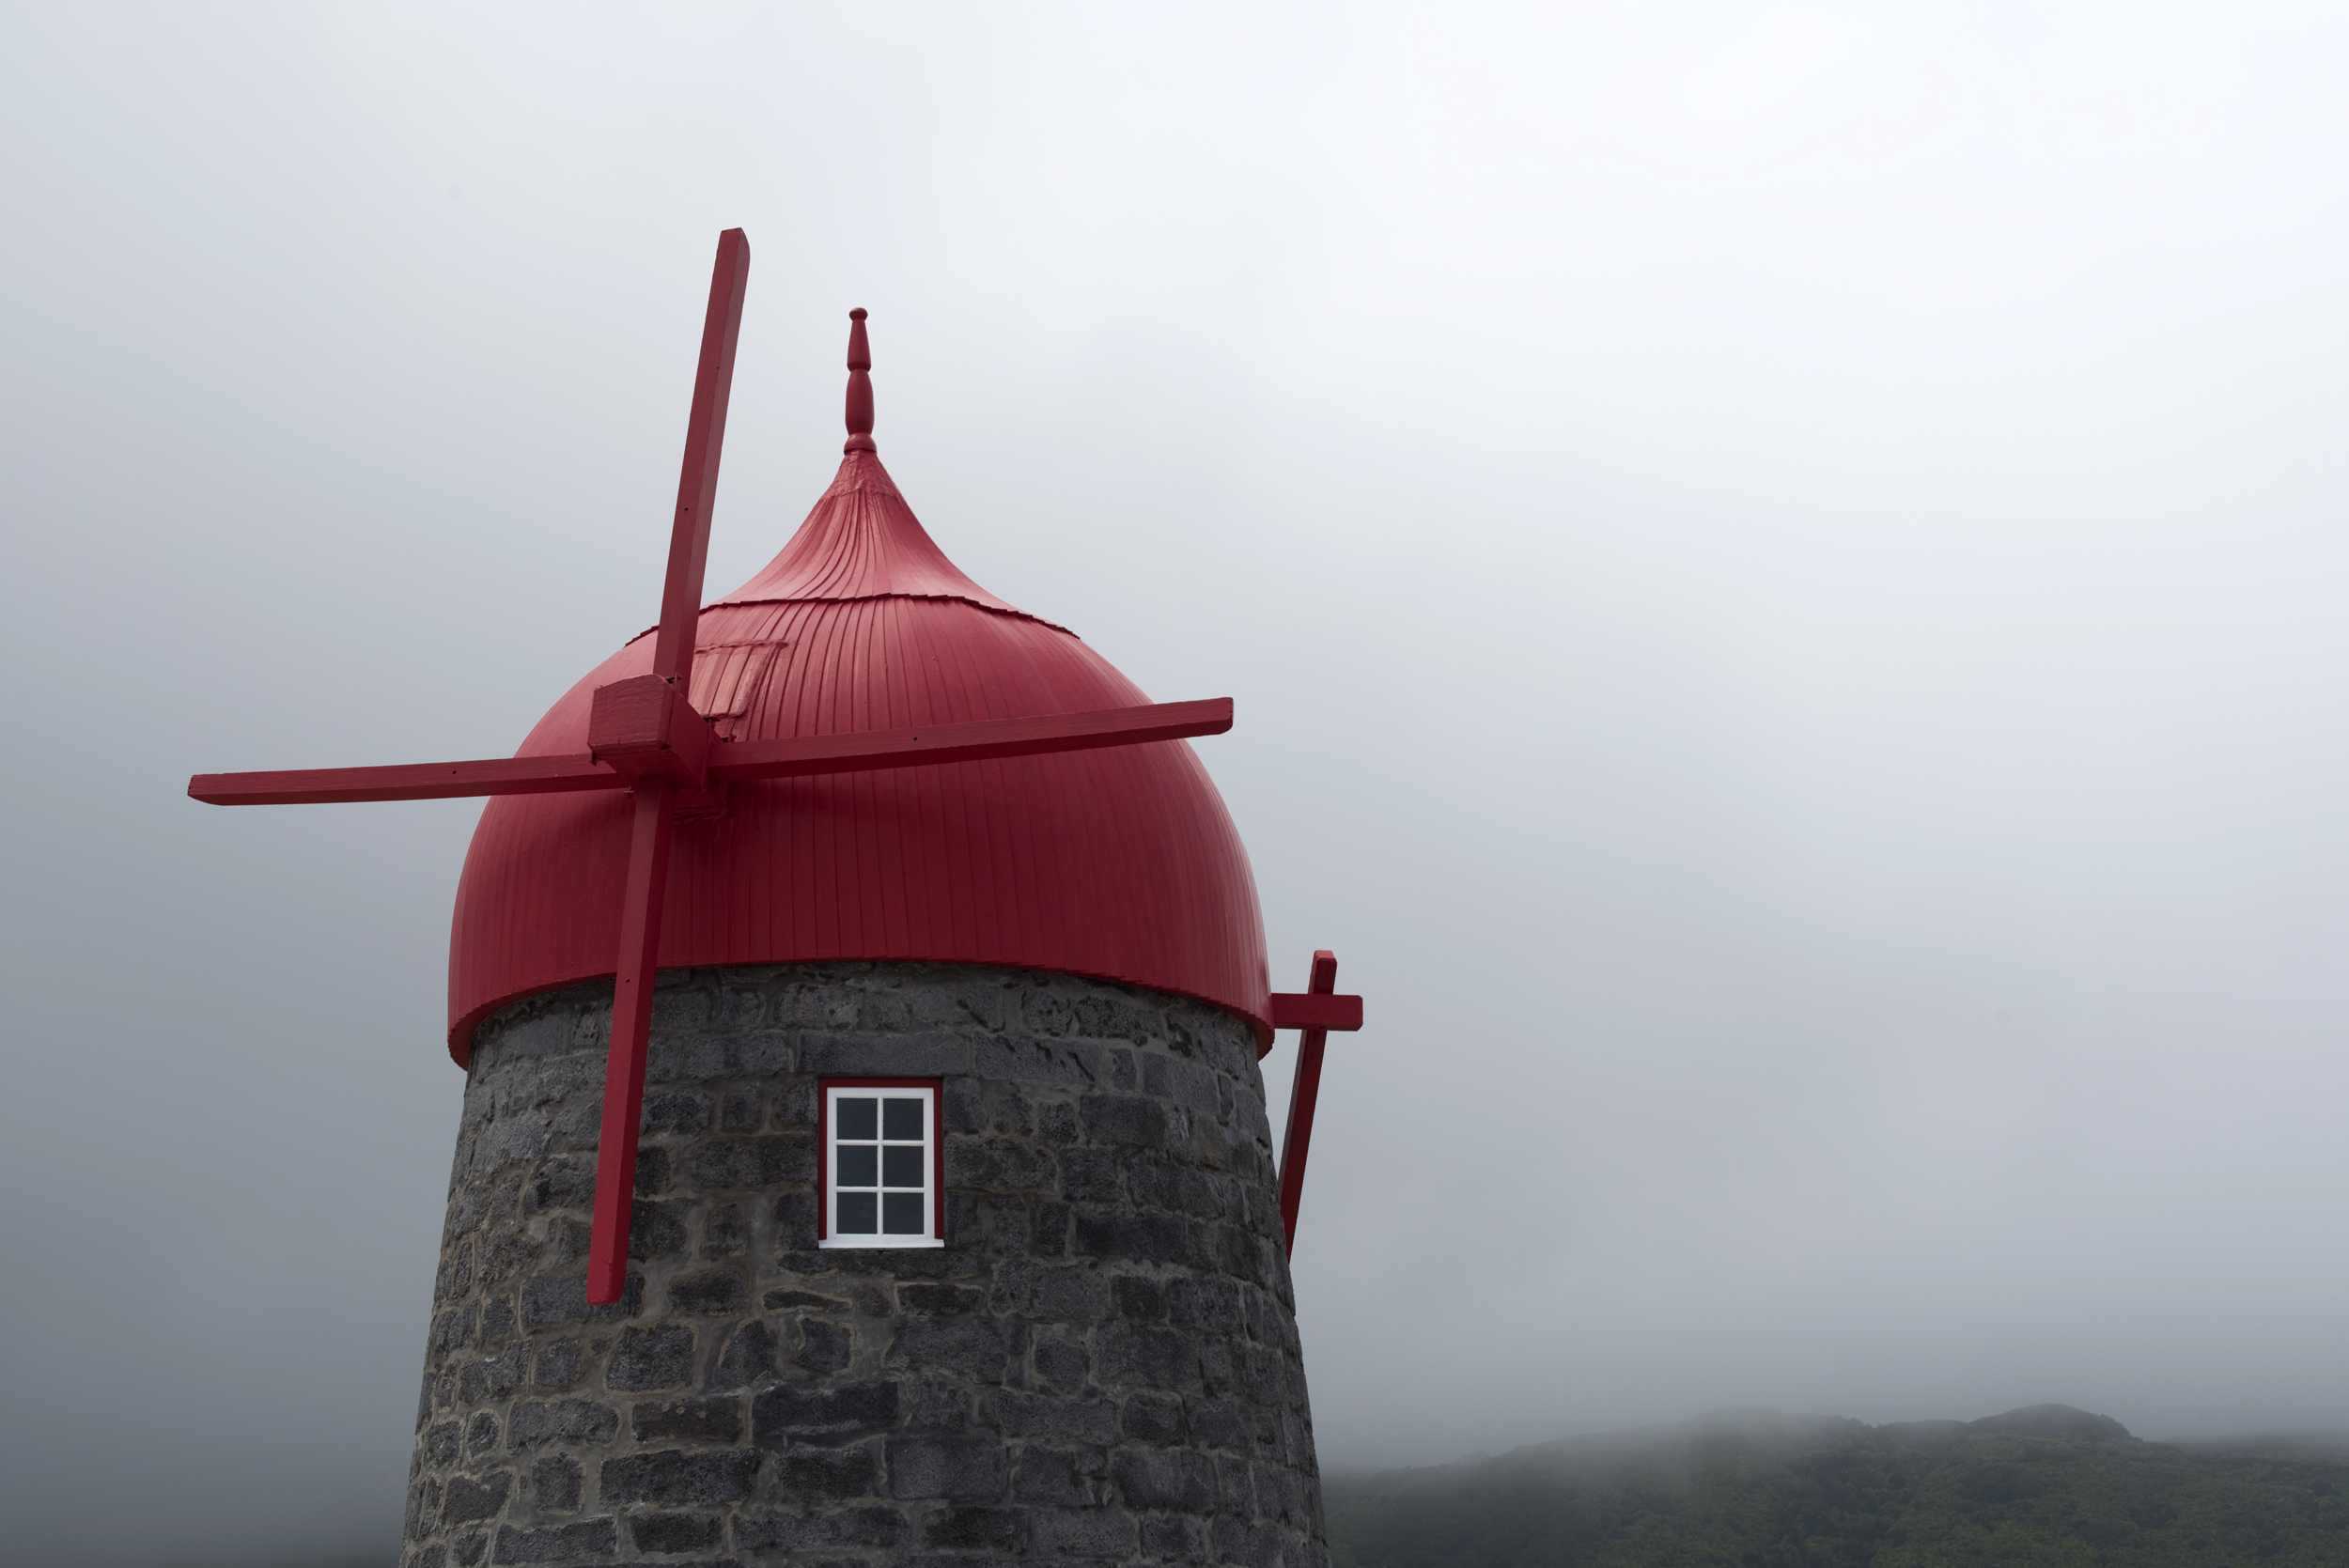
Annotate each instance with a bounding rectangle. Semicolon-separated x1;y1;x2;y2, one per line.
818;1079;943;1248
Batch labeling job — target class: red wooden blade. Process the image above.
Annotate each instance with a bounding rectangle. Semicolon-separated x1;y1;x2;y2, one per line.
187;754;629;806
652;229;751;691
584;230;748;1304
186;697;1233;807
586;779;677;1304
706;697;1234;784
1276;949;1341;1259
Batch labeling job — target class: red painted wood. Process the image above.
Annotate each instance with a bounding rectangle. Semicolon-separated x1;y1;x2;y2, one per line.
583;231;753;1303
187;698;1228;808
1267;991;1361;1032
1275;950;1339;1259
187;755;631;806
652;229;751;691
588;675;712;786
588;778;677;1303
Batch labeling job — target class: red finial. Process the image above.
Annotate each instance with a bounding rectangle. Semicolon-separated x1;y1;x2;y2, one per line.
844;307;875;454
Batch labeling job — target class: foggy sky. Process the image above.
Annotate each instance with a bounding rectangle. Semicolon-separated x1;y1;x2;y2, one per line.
7;4;2349;1562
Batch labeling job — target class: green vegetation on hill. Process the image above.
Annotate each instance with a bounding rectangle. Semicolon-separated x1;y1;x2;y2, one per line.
1324;1405;2349;1567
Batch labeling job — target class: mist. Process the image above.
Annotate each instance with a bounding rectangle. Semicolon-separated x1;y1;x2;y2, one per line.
5;4;2348;1562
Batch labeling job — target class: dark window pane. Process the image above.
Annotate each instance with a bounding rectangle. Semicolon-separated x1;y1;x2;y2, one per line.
835;1098;878;1141
883;1192;926;1234
882;1098;923;1141
836;1145;878;1188
882;1146;925;1188
835;1192;877;1234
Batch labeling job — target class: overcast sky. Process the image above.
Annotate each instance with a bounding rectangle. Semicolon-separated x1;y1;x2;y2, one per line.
7;3;2349;1562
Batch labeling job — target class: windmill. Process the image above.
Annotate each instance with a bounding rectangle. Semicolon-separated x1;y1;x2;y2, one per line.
192;230;1362;1562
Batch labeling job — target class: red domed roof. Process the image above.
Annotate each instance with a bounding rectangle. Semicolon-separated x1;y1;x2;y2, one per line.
445;443;1270;1064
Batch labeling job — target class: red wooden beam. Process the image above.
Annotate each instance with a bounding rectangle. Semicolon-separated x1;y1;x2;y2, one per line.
185;698;1233;807
651;228;749;692
587;230;752;1305
186;755;630;806
588;778;677;1304
1276;950;1341;1260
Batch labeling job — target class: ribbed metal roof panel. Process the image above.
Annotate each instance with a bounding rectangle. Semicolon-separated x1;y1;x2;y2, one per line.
445;451;1269;1063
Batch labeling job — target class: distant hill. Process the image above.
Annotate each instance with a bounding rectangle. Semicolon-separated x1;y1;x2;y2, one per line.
1323;1405;2349;1567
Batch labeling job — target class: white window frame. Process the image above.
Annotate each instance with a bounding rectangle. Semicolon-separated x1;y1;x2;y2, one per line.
818;1079;943;1249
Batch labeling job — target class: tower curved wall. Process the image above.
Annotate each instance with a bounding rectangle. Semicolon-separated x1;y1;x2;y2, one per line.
404;961;1328;1567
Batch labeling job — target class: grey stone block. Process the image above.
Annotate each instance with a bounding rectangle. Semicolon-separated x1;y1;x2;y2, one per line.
519;1272;641;1327
1029;1507;1138;1558
771;1442;880;1499
607;1325;695;1390
1142;1514;1207;1560
441;1470;510;1525
800;1031;972;1077
492;1519;617;1561
886;1436;1006;1500
597;1448;759;1506
642;1092;712;1133
628;1509;724;1553
1011;1447;1093;1507
631;1396;742;1444
921;1506;1026;1551
685;1135;814;1189
988;1391;1117;1443
1112;1448;1217;1513
888;1318;1008;1382
667;1266;747;1313
1119;1392;1185;1444
1071;1209;1185;1264
1079;1094;1168;1148
422;1421;461;1467
506;1401;618;1449
752;1381;900;1444
734;1505;907;1551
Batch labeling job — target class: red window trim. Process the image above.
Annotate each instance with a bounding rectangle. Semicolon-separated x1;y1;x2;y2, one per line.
817;1077;946;1244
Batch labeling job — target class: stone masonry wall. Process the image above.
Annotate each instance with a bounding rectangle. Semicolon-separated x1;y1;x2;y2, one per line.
405;962;1327;1567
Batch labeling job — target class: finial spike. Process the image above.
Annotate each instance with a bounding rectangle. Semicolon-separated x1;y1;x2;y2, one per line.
844;307;875;454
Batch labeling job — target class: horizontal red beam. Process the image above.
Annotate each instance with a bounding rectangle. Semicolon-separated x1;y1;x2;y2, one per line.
708;698;1233;783
187;754;629;806
187;698;1234;807
1268;991;1362;1032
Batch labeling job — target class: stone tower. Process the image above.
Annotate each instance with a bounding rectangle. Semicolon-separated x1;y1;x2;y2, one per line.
401;320;1330;1566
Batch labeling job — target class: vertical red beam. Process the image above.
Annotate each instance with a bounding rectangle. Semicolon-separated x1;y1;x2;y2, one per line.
587;779;677;1303
583;230;751;1305
1276;950;1339;1259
